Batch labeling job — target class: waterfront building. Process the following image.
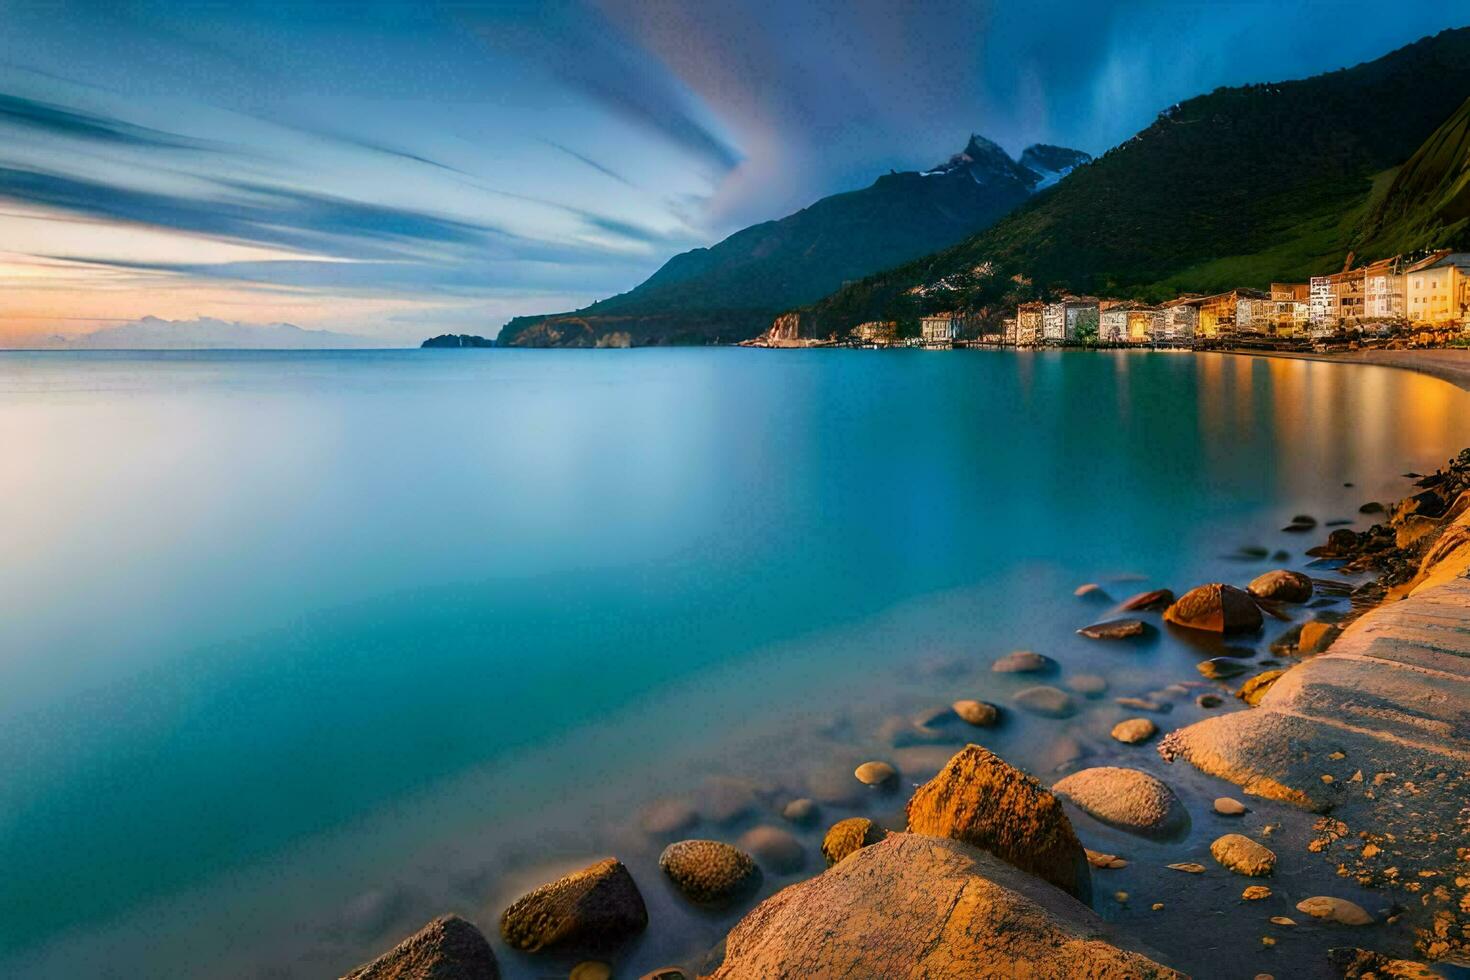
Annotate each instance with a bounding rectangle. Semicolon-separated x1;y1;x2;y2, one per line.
1042;296;1100;343
1017;301;1045;346
1041;302;1066;343
920;312;957;344
1308;275;1337;332
1125;306;1162;344
853;320;898;344
1001;317;1018;345
1362;256;1406;321
1159;296;1202;343
1198;289;1268;340
1098;302;1133;343
1271;282;1310;302
1406;252;1470;326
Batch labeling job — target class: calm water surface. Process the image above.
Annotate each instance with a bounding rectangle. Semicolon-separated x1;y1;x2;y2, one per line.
2;348;1468;978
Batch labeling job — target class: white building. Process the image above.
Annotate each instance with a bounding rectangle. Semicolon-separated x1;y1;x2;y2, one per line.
920;312;956;344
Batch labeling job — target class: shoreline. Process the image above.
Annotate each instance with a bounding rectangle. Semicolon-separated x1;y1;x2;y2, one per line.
341;437;1470;978
1227;347;1470;393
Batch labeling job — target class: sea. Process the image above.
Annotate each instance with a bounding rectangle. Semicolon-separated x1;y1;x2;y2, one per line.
2;348;1468;978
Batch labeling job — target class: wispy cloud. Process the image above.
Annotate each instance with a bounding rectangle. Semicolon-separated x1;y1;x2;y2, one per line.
0;93;217;152
541;139;637;188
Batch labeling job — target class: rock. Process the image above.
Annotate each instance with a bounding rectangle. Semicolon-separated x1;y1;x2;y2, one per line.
1213;797;1247;816
697;776;760;825
905;744;1091;902
1241;885;1272;900
993;650;1055;673
1166;862;1205;873
658;840;757;903
569;963;611;980
1359;501;1386;514
638;799;697;837
1074;582;1110;600
1111;718;1157;744
1235;670;1285;705
1298;620;1341;655
737;826;805;875
781;798;817;825
1077;619;1148;640
706;835;1182;980
821;817;882;866
1209;834;1275;876
1296;896;1373;925
1197;657;1249;680
1291;514;1318;527
500;859;647;953
1013;685;1076;718
1396;514;1440;550
1248;570;1314;603
1052;767;1189;840
805;767;867;807
1399;489;1445;520
1270;916;1296;926
1085;848;1128;869
1118;588;1175;611
638;970;687;980
342;915;499;980
1196;693;1223;708
1327;947;1442;979
1115;696;1170;713
1326;527;1360;554
877;714;952;747
1164;584;1263;634
1067;673;1110;696
854;760;896;786
952;699;999;726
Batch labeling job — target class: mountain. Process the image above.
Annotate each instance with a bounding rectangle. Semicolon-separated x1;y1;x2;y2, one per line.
1355;95;1470;256
794;28;1470;336
57;316;379;349
421;333;495;348
498;136;1090;347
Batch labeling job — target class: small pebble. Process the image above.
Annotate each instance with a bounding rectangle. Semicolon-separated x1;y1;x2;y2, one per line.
1151;902;1164;911
854;761;896;786
782;798;817;825
1196;693;1223;708
952;699;999;727
1110;718;1157;744
1214;797;1247;816
1114;891;1128;904
1242;885;1272;901
1261;936;1276;948
1167;862;1206;874
570;963;612;980
1270;916;1296;927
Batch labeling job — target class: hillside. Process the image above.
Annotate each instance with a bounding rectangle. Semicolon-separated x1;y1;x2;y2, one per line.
498;137;1089;347
795;27;1470;336
1355;95;1470;256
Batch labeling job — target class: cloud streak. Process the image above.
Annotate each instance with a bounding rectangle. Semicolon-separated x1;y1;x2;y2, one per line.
0;92;217;152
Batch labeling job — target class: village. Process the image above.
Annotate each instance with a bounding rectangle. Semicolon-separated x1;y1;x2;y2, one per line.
819;250;1470;351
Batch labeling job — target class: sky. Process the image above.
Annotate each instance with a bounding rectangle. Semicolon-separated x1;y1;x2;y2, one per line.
0;1;1464;347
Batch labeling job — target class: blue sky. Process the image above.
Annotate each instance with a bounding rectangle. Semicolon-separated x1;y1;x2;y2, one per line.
0;0;1464;345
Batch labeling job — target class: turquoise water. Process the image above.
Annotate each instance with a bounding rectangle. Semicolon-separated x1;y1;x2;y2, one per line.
1;348;1467;978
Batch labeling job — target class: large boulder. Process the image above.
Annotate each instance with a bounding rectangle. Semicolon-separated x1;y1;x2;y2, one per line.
499;858;648;953
706;834;1181;979
342;915;499;980
905;745;1091;902
1163;583;1263;634
659;840;757;903
1051;767;1189;840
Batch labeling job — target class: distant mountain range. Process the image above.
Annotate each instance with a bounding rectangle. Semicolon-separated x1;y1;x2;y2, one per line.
497;136;1090;347
53;316;377;349
796;28;1470;336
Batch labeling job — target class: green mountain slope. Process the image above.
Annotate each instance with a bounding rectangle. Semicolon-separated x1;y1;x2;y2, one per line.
1355;95;1470;256
497;137;1088;347
798;27;1470;335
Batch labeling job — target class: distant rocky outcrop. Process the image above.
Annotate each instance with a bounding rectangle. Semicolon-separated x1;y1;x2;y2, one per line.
421;334;495;348
706;834;1180;979
499;135;1087;348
